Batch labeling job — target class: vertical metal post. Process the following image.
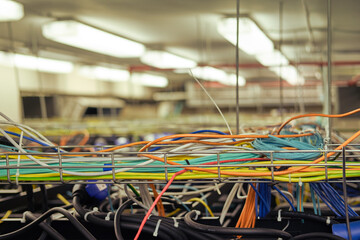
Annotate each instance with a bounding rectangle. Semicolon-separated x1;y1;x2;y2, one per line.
235;0;240;135
324;0;332;142
279;1;284;121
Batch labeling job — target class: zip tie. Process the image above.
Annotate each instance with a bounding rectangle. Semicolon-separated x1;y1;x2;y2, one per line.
147;214;152;220
288;174;292;184
153;219;162;237
214;183;221;195
194;210;201;220
172;217;179;228
326;216;331;225
277;209;282;222
105;212;112;221
84;207;99;222
21;211;29;223
298;177;303;187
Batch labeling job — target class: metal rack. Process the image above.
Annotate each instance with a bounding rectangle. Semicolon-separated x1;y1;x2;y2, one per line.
1;143;359;185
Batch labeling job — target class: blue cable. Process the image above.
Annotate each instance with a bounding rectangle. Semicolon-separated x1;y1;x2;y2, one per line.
4;130;59;152
272;185;296;211
168;195;191;212
249;183;270;214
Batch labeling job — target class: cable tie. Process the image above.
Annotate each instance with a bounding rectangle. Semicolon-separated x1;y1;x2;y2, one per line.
326;216;331;225
21;211;29;223
277;209;282;222
194;210;201;220
298;177;303;187
84;208;99;222
214;183;221;195
153;219;162;237
172;217;179;228
147;214;152;220
288;174;292;183
105;212;112;221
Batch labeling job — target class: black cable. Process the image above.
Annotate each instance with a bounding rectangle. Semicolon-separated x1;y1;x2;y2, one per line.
292;232;346;240
269;211;339;224
39;185;49;212
184;211;292;239
114;199;132;240
23;185;35;212
25;212;65;240
0;207;95;240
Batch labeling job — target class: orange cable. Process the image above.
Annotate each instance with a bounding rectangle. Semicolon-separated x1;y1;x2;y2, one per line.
276;108;360;134
149;183;165;217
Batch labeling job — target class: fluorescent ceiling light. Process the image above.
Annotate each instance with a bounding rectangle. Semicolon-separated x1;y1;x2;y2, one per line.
79;66;129;82
0;0;24;22
132;73;168;88
256;50;289;67
217;17;273;55
191;66;246;86
0;51;73;74
270;65;304;85
140;50;197;69
42;20;145;58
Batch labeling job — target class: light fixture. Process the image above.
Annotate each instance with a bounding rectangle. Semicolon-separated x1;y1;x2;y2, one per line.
0;0;24;22
42;20;145;58
131;73;168;88
0;51;74;74
270;66;304;85
255;50;289;67
79;66;129;82
140;50;197;69
191;66;246;86
217;17;274;55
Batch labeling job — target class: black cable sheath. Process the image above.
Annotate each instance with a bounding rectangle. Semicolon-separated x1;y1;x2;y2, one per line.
39;185;49;212
292;232;346;240
269;211;339;224
0;207;95;240
184;211;292;239
25;212;65;240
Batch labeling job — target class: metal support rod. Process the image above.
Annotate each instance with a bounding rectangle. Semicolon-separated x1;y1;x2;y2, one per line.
342;147;352;240
235;0;240;134
279;1;284;121
325;0;332;141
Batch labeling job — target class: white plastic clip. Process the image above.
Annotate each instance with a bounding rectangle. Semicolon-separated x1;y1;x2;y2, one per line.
326;216;331;225
194;210;201;220
172;217;179;228
105;212;112;221
147;214;152;220
298;177;303;187
153;219;162;237
214;183;221;195
288;174;292;183
21;211;29;223
277;209;282;222
84;207;99;222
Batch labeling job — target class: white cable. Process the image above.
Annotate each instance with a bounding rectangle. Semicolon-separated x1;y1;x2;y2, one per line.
189;70;233;135
219;183;239;225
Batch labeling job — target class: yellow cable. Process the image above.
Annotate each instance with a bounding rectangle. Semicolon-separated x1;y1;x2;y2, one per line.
166;208;181;217
57;193;71;206
188;197;214;217
0;210;12;224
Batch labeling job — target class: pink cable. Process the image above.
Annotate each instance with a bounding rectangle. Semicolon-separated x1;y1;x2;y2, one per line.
134;169;187;240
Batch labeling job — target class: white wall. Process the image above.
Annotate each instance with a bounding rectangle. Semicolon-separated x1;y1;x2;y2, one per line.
0;65;22;122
